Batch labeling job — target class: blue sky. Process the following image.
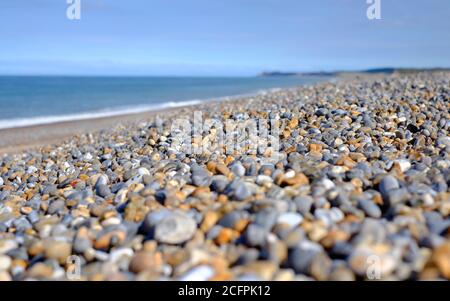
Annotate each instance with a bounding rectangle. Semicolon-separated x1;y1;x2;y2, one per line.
0;0;449;76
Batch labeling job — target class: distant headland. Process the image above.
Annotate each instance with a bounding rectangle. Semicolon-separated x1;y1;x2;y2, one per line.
259;67;450;77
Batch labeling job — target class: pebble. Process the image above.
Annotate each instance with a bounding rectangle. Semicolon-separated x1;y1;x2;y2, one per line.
277;212;303;229
178;265;215;281
129;251;161;274
44;241;72;264
154;212;197;244
244;224;267;247
230;162;246;177
233;181;253;201
289;241;323;275
0;240;18;255
379;175;400;201
96;184;112;198
0;255;12;271
358;199;382;218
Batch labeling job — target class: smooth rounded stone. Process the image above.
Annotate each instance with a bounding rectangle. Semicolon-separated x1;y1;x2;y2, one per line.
277;212;303;229
13;217;32;232
0;255;12;271
178;265;215;281
379;175;400;201
437;136;450;148
73;236;92;254
210;176;228;193
263;241;288;264
137;167;150;176
129;251;160;274
61;214;74;227
42;184;58;196
230;162;246;177
206;225;223;240
111;182;126;194
26;262;54;279
95;174;109;188
358;199;382;218
47;200;65;215
96;184;112;198
294;195;313;214
393;159;411;172
330;242;354;259
316;177;335;190
386;188;410;206
234;260;278;280
44;241;72;264
329;207;344;222
154;212;197;244
0;240;18;255
424;212;450;235
315;108;328;116
244;224;267;247
254;209;278;231
256;175;273;186
26;210;40;224
282;228;305;248
235;249;260;265
353;219;387;245
329;266;356;281
218;211;248;229
191;167;211;187
109;248;134;264
141;209;171;235
288;241;323;274
233;181;253;201
309;252;332;281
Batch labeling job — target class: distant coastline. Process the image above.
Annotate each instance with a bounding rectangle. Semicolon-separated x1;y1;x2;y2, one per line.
259;67;450;77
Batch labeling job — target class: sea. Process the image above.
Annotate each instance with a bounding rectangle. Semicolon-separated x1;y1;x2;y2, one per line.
0;75;330;129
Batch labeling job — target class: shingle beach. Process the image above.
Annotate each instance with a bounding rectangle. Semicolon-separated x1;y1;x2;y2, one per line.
0;72;449;281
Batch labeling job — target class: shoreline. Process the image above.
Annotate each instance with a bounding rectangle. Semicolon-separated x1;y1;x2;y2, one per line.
0;81;332;155
0;101;207;155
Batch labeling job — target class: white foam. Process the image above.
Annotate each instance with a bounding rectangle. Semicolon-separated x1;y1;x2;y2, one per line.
0;79;330;130
0;100;202;130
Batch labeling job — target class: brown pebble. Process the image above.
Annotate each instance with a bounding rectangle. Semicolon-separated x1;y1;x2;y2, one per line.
44;241;72;264
129;251;162;274
431;242;450;279
200;211;220;232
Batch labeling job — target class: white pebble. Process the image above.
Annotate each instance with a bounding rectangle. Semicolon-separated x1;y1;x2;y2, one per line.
26;166;38;174
178;265;215;281
0;240;18;255
256;175;273;185
277;212;303;228
395;159;411;172
0;255;12;271
109;248;134;263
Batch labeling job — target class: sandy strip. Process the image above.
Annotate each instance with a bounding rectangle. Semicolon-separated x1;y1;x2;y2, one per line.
0;105;195;155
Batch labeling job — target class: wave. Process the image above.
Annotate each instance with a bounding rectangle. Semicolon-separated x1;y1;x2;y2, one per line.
0;100;203;130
